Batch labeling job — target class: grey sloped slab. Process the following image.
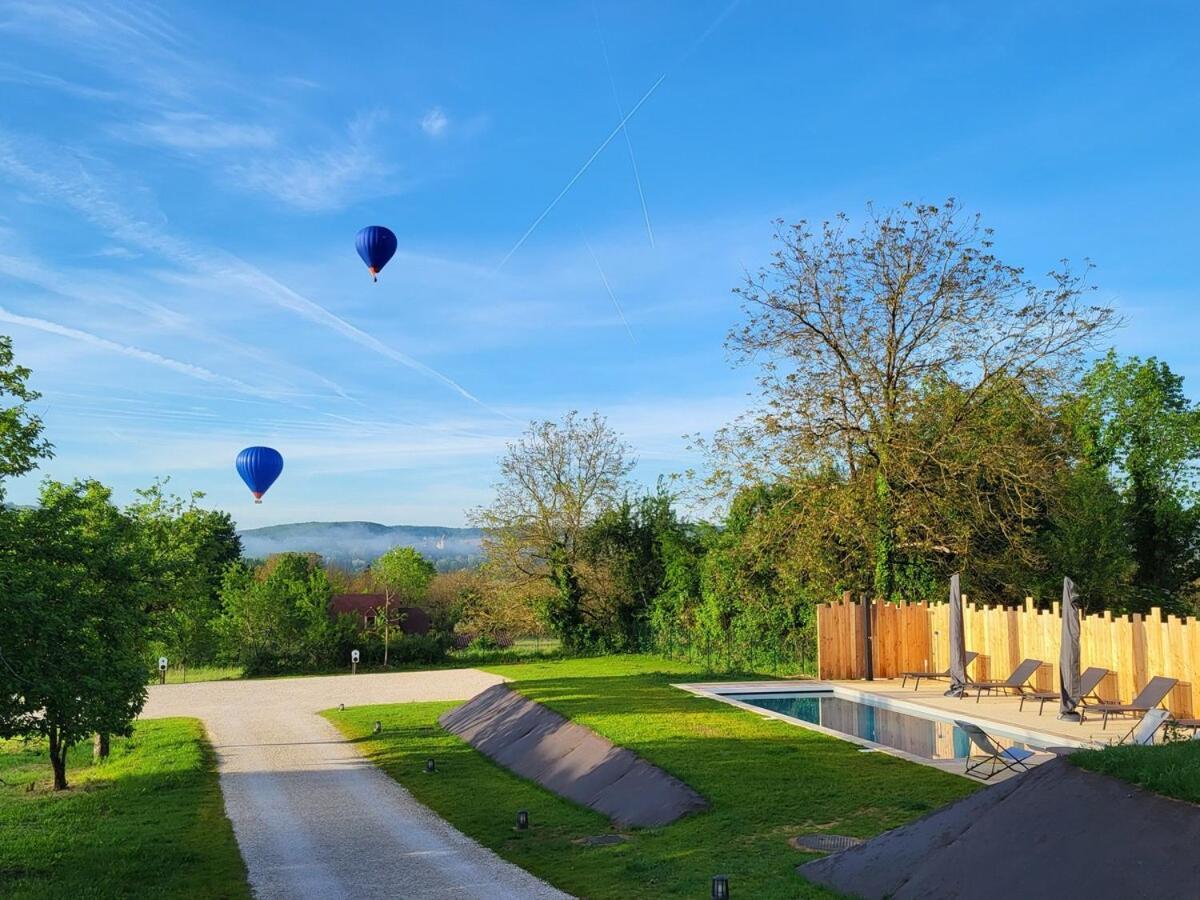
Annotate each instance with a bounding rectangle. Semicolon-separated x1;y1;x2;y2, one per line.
799;757;1200;899
439;684;708;828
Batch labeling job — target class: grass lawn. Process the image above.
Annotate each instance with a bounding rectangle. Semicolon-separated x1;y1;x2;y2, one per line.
0;718;249;900
162;664;244;684
1073;738;1200;804
324;654;977;899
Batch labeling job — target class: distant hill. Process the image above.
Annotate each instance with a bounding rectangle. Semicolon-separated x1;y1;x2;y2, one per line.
238;521;485;572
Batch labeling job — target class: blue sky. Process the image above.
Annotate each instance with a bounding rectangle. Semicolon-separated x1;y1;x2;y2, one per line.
1;1;1197;528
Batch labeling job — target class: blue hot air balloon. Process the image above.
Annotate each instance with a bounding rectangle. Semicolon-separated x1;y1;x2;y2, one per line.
236;446;283;503
355;225;398;282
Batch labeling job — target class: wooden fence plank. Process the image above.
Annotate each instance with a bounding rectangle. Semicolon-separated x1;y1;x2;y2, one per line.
816;596;1200;715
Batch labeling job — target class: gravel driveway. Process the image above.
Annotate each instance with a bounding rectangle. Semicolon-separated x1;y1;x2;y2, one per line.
142;669;569;900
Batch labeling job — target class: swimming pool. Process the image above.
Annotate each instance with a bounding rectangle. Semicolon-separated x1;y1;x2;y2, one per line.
733;691;1032;761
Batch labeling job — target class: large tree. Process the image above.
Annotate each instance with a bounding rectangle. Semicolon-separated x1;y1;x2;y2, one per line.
0;480;150;789
717;200;1114;600
581;487;692;651
127;480;242;676
0;335;53;481
217;553;352;675
1074;351;1200;610
371;546;436;666
472;411;634;648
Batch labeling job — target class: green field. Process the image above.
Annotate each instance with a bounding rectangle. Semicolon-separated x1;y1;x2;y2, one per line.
325;654;976;899
0;718;249;900
1073;737;1200;803
161;664;244;684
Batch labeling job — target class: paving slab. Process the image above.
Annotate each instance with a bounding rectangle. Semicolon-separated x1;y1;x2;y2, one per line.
142;669;568;900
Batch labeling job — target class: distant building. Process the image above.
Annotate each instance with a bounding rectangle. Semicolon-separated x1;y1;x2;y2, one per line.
329;594;432;635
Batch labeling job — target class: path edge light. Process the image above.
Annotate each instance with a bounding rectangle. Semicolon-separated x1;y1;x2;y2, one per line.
712;874;730;899
516;810;529;830
425;757;436;773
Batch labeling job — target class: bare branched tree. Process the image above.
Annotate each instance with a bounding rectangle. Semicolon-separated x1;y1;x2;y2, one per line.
714;200;1116;599
471;411;634;645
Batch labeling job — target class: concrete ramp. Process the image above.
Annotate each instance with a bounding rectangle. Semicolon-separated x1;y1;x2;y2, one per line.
439;684;708;828
800;757;1200;899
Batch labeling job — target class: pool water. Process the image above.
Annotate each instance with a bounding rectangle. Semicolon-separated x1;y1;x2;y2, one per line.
738;692;1030;761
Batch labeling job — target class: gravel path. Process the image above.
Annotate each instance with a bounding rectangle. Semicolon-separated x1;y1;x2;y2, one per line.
142;669;570;900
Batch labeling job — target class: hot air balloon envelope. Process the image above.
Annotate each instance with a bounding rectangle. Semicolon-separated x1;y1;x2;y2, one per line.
236;446;283;503
355;225;397;281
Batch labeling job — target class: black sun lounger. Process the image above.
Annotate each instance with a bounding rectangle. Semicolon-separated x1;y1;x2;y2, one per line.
965;658;1045;703
901;651;978;690
1017;666;1112;716
1083;676;1178;728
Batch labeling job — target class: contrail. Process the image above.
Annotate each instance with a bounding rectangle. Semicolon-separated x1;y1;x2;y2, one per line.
0;133;504;417
593;6;654;248
0;306;279;400
586;241;635;343
494;72;666;273
495;0;742;271
0;251;359;405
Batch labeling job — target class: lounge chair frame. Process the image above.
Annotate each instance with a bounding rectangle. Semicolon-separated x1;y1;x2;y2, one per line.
1113;708;1171;746
956;720;1036;780
901;652;979;690
1017;666;1111;716
965;658;1045;703
1081;676;1178;728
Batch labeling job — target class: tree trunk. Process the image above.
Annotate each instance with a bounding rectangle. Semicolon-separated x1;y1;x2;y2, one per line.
93;732;110;761
48;727;68;790
873;470;897;602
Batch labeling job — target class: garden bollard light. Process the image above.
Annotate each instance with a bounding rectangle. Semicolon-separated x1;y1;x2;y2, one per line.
425;758;436;773
712;875;730;899
373;720;381;734
516;810;529;830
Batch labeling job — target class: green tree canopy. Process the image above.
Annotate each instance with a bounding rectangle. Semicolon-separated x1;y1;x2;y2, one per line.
1074;351;1200;610
0;480;150;789
714;200;1114;601
0;334;53;483
217;553;352;675
372;546;436;605
127;480;242;671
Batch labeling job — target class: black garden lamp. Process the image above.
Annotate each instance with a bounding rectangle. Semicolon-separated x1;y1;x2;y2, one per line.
516;810;529;830
425;758;436;773
712;875;730;899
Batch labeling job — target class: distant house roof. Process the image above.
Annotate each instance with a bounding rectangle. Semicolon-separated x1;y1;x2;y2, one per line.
329;594;431;635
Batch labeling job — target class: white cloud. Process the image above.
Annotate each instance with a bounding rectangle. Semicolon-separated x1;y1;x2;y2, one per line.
126;112;276;151
420;107;449;137
227;112;390;211
0;62;124;101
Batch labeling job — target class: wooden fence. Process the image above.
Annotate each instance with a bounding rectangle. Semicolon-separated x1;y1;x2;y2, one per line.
817;595;1198;716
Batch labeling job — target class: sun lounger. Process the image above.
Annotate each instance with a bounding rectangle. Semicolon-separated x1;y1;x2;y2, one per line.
955;720;1036;780
966;658;1045;703
1083;676;1178;728
1113;708;1171;746
1017;666;1112;715
1169;717;1200;739
901;652;978;690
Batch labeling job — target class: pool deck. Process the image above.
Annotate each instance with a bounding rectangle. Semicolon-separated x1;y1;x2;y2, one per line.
676;677;1131;781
